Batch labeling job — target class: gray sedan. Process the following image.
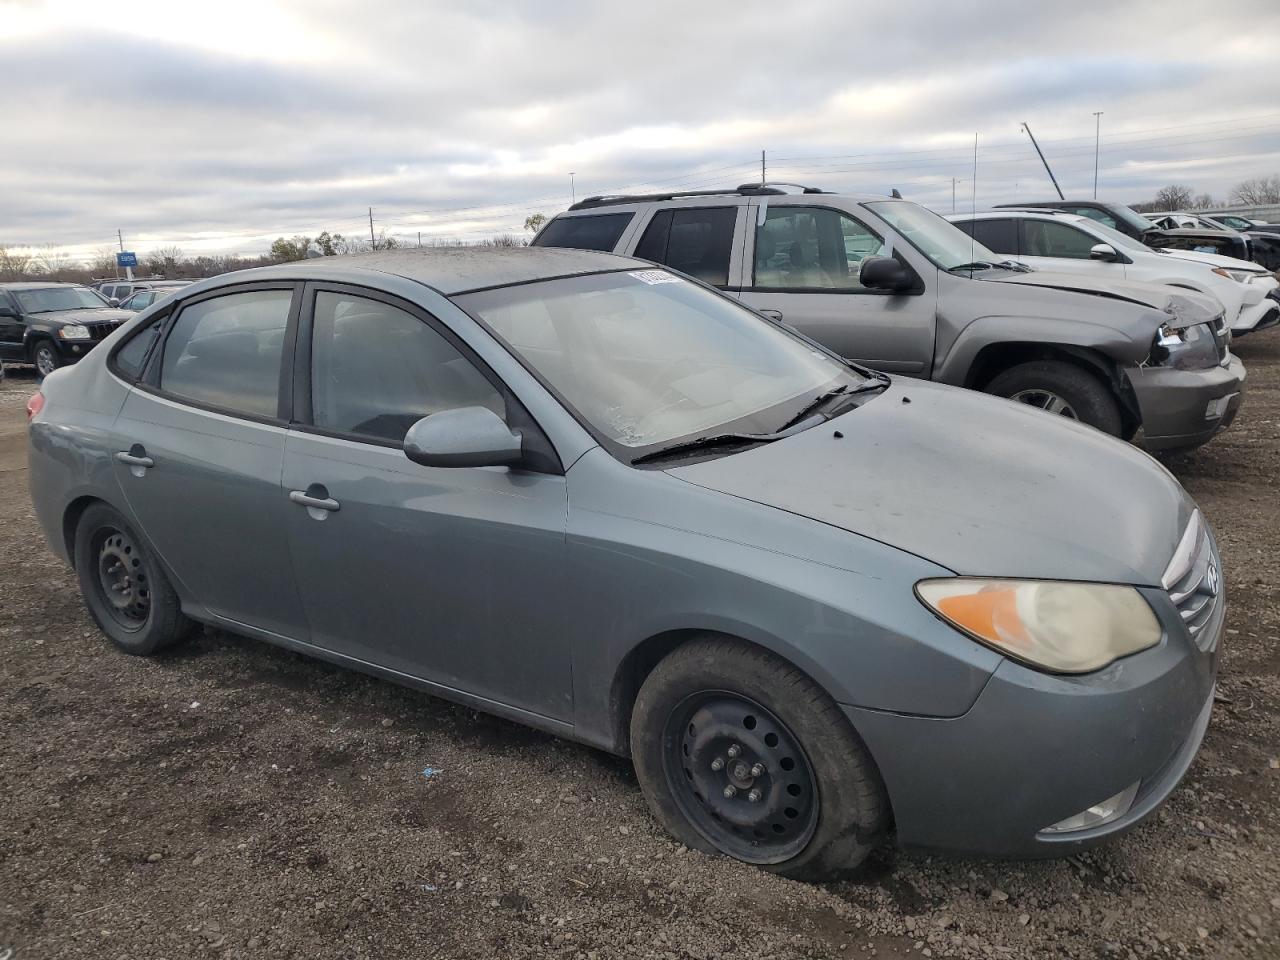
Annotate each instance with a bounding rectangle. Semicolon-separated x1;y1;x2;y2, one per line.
26;247;1222;879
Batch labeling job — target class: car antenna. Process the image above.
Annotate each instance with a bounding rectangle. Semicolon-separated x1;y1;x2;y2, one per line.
891;188;902;199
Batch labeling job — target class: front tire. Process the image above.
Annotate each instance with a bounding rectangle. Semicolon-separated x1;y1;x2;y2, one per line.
984;360;1123;437
74;503;193;655
32;340;62;378
630;638;888;881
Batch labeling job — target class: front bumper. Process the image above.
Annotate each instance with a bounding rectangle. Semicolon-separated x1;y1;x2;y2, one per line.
1230;295;1280;335
844;585;1221;858
1126;354;1246;452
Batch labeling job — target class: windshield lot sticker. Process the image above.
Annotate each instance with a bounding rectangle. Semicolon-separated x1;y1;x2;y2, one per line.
629;270;682;285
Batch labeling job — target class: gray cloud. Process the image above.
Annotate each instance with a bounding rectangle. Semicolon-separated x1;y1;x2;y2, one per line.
3;0;1279;260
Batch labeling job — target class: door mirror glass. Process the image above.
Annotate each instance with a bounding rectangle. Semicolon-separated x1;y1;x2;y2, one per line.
1090;243;1119;261
403;406;523;469
858;255;914;292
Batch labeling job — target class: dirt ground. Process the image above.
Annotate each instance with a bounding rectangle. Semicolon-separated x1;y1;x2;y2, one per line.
0;338;1277;960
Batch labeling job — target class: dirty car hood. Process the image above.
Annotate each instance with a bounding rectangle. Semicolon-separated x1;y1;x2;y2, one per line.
986;271;1222;327
669;379;1195;585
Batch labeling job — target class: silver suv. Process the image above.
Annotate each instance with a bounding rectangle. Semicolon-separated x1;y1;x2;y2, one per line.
534;184;1246;452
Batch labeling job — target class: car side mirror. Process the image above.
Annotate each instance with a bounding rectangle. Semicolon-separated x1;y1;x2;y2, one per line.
403;406;523;469
0;305;17;317
859;255;914;292
107;298;121;307
1089;243;1119;262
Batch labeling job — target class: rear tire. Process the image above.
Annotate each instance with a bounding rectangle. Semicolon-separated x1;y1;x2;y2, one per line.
630;637;888;881
985;360;1123;437
74;502;193;655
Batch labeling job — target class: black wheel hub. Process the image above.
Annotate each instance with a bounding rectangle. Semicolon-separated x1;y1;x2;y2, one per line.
663;693;818;864
94;529;150;629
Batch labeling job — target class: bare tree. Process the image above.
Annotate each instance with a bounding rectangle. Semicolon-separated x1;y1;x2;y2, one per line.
0;245;32;281
90;246;119;277
1189;193;1216;210
30;245;76;280
145;245;186;277
1153;184;1194;211
1229;175;1280;206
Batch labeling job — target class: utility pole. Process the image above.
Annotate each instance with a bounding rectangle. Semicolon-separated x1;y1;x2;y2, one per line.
761;150;767;185
1020;122;1064;200
369;208;376;249
1092;111;1103;199
569;172;576;204
116;229;123;279
417;231;422;248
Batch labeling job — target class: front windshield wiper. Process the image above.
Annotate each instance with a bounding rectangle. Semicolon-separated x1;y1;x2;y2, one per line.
778;377;889;432
948;260;1030;274
630;432;780;466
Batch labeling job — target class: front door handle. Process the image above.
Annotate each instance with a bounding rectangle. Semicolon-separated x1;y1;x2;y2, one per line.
115;452;154;468
289;489;340;512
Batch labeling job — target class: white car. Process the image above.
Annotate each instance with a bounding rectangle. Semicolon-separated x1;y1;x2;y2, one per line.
950;211;1279;336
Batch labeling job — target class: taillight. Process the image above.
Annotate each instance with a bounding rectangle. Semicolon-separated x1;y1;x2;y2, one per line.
26;391;45;421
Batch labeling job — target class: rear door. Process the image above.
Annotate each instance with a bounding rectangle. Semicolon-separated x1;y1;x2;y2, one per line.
281;285;573;720
738;202;936;373
0;290;23;359
626;205;747;289
111;282;309;640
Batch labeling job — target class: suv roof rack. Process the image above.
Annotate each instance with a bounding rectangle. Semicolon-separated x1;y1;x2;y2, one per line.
568;181;832;211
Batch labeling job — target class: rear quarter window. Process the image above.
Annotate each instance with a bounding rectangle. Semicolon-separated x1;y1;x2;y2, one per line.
532;213;634;252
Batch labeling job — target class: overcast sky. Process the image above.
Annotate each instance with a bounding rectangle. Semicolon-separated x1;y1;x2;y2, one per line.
4;0;1280;262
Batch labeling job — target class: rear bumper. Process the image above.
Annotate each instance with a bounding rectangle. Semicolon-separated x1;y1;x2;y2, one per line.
844;587;1220;858
1126;354;1246;452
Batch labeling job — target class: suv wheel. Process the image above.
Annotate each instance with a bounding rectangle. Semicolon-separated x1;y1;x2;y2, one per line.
74;502;194;655
630;637;888;881
985;360;1122;436
32;340;62;378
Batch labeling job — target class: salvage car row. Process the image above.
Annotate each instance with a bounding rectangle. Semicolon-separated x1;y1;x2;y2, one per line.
23;182;1247;880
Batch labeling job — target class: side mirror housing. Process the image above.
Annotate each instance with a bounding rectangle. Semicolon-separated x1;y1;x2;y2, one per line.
859;255;915;292
107;298;121;307
403;406;523;469
0;305;17;318
1090;243;1119;262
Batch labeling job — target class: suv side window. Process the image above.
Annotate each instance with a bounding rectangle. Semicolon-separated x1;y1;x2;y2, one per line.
532;213;633;252
159;288;293;418
633;207;736;286
957;219;1018;256
754;206;888;290
310;291;504;445
1021;220;1098;259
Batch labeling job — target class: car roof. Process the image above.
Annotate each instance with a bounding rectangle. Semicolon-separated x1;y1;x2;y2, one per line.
236;246;651;296
0;281;84;290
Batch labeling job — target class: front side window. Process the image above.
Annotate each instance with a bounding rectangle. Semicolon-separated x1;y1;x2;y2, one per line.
310;292;504;444
866;200;998;271
634;207;737;286
1021;220;1100;259
160;289;292;418
754;207;888;290
959;219;1018;256
531;213;633;252
461;270;867;453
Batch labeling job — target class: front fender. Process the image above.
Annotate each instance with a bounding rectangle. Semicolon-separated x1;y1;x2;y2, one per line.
934;314;1150;387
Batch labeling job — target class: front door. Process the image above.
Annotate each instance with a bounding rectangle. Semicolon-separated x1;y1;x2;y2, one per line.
1017;218;1128;280
0;291;25;359
111;284;308;640
737;203;937;374
282;287;573;721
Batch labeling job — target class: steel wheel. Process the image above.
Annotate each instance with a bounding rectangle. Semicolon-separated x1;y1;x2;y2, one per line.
92;527;151;631
34;344;59;378
1008;388;1078;419
662;692;819;864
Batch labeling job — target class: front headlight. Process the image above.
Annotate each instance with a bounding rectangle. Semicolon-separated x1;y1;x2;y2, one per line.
1150;321;1218;370
57;325;91;340
916;578;1161;673
1211;267;1257;283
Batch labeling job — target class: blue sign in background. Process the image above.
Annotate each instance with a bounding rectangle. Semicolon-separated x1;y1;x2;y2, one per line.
116;251;138;267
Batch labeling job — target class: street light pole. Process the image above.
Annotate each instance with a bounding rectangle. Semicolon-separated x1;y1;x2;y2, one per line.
569;172;576;204
1092;112;1103;199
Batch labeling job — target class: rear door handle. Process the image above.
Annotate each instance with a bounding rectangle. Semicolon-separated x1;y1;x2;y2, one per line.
289;490;340;512
115;452;154;468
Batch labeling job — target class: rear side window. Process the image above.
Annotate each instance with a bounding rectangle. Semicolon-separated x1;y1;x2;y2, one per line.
159;289;292;418
309;292;504;444
633;207;737;286
1021;220;1098;259
754;207;888;290
532;213;633;252
112;319;164;380
959;219;1018;256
